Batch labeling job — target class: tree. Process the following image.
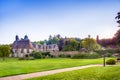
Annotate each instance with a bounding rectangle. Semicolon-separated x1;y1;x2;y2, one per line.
81;38;98;51
62;38;79;51
115;12;120;26
56;34;61;39
0;45;11;61
59;38;65;51
113;29;120;46
48;36;59;44
99;38;116;48
33;41;44;45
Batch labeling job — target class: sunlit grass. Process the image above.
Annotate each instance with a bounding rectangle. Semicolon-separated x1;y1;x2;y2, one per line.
26;66;120;80
0;57;116;77
0;58;103;77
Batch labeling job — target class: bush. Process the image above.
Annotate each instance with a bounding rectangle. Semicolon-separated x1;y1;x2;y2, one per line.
72;53;85;59
32;52;44;59
41;52;51;58
49;55;56;58
72;52;101;59
18;57;25;60
106;59;116;65
19;57;35;60
106;53;112;57
26;57;35;60
41;52;50;56
58;54;66;58
30;51;52;59
58;54;71;58
66;54;71;58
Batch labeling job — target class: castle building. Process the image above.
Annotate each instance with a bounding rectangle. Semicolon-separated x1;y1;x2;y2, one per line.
11;35;59;57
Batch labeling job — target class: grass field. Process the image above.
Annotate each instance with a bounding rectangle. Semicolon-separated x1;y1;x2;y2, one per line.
0;57;106;77
0;57;116;77
26;66;120;80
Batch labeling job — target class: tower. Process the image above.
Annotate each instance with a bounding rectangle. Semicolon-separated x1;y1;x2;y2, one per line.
15;35;19;41
96;35;99;43
88;35;91;38
43;41;47;51
24;35;28;40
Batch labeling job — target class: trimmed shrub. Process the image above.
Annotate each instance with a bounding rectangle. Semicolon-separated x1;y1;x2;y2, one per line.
66;54;71;58
32;52;44;59
41;52;51;56
41;52;51;58
58;54;66;58
18;57;25;60
50;55;56;58
72;53;86;59
106;59;116;65
19;57;35;60
58;54;71;58
30;51;52;59
26;57;35;60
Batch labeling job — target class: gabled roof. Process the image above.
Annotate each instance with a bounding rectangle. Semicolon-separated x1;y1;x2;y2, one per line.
12;39;34;49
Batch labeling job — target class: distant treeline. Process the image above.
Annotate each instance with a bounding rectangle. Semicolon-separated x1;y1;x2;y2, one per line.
33;34;100;51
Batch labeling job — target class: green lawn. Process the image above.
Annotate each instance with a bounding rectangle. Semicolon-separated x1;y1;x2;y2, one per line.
0;57;115;77
26;66;120;80
0;58;102;77
0;57;19;62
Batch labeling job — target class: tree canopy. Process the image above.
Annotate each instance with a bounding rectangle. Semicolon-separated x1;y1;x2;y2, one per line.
115;12;120;26
0;45;11;60
81;38;99;51
62;38;80;51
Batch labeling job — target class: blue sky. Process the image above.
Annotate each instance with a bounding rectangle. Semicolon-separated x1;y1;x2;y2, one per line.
0;0;120;44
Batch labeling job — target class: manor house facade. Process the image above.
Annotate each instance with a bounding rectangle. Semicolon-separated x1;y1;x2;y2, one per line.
11;35;59;57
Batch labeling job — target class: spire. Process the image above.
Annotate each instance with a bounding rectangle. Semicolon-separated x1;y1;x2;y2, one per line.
15;35;19;41
88;35;91;38
24;35;28;40
96;35;99;43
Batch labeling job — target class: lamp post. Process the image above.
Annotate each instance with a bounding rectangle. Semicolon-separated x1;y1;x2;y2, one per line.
102;47;106;67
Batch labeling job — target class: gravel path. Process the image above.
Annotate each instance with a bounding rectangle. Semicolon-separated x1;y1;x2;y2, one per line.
0;64;102;80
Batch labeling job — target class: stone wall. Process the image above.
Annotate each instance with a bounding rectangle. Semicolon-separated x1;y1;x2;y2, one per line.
50;51;79;56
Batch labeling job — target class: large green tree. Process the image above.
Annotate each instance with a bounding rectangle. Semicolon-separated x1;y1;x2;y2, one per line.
48;36;59;44
0;45;11;61
81;38;99;51
62;38;79;51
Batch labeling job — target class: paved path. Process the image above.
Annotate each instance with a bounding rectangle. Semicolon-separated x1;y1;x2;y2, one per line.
0;64;102;80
